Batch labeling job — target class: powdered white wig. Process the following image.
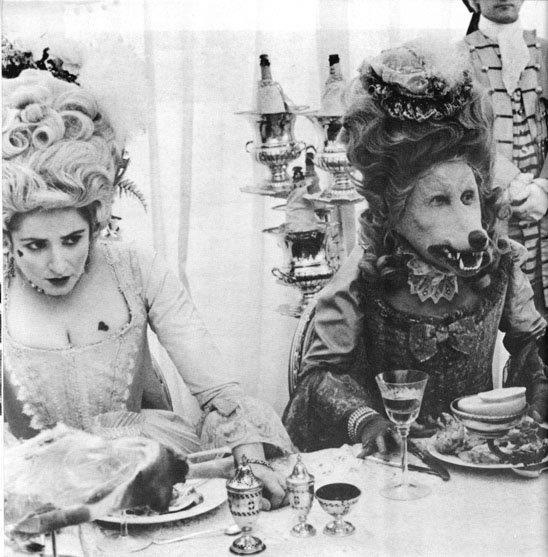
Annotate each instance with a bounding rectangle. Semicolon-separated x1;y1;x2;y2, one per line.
3;69;119;235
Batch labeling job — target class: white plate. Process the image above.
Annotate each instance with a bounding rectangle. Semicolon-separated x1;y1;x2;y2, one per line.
427;442;548;470
97;478;227;525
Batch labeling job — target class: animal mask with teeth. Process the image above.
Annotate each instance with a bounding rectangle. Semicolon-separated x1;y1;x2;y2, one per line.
395;159;494;278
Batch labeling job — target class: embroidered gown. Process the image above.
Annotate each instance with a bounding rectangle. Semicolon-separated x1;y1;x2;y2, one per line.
4;241;293;456
283;246;548;452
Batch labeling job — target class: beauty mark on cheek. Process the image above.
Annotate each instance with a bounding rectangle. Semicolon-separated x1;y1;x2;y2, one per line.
98;321;109;332
16;250;23;257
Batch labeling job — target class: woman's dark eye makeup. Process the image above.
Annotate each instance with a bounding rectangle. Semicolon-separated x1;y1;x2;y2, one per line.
21;230;85;251
62;233;84;246
23;240;47;252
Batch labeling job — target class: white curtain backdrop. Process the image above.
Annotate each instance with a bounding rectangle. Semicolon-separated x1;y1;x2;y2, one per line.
3;0;547;415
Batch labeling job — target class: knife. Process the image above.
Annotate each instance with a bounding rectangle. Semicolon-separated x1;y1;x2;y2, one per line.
373;458;448;480
407;440;451;481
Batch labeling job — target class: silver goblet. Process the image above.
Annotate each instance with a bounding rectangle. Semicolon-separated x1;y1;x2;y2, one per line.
315;483;361;537
286;455;316;537
226;457;266;555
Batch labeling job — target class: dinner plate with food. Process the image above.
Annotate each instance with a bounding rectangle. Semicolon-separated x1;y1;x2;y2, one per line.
429;412;548;469
97;478;227;525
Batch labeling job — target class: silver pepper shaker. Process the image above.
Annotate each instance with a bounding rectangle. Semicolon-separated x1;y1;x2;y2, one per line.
286;454;316;537
226;456;266;554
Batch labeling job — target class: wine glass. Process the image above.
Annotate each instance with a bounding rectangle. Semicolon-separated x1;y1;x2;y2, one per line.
375;370;430;501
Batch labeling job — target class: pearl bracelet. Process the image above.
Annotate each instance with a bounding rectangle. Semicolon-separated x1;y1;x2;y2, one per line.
347;407;378;443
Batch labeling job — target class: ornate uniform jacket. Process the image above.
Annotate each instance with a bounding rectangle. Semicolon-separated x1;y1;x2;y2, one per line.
464;30;548;309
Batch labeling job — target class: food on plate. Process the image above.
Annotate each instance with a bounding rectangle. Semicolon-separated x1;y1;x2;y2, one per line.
433;413;472;454
433;415;548;466
169;484;204;512
458;444;501;465
457;387;526;417
487;417;548;466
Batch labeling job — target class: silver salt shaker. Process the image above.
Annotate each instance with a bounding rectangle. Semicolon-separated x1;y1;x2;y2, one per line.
226;456;266;554
286;454;316;537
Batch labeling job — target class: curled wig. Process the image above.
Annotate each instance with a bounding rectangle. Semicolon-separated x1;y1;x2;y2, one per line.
2;69;120;237
342;79;509;287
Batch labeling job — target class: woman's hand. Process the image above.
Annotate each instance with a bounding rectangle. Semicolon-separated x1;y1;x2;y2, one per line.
248;464;288;510
356;416;437;457
356;415;399;457
232;442;288;510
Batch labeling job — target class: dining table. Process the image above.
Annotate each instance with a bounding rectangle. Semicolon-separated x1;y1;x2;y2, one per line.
5;443;547;557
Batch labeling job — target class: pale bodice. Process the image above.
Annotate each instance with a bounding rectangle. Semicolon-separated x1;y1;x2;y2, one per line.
4;241;293;456
5;242;152;431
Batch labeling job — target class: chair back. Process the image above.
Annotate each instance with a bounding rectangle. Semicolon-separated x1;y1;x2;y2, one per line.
288;299;318;396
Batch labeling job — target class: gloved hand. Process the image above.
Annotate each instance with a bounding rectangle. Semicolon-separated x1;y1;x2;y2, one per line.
511;176;548;221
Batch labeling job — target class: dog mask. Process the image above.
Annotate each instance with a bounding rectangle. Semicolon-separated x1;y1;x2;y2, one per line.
396;160;492;277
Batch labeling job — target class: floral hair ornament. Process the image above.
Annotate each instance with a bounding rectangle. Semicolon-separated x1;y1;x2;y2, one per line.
358;38;473;122
2;36;148;235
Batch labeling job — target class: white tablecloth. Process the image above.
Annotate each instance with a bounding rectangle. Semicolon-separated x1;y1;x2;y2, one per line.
6;445;547;557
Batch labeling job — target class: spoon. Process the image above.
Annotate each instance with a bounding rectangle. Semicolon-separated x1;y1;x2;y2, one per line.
129;524;241;552
511;465;548;478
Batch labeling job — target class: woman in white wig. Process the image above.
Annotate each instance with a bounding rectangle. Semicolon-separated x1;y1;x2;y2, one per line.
2;46;292;509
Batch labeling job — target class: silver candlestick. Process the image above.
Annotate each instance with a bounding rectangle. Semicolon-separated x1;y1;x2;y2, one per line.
286;455;316;537
226;457;266;555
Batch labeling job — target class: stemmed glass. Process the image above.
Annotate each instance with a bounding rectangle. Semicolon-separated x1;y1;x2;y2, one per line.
375;370;430;501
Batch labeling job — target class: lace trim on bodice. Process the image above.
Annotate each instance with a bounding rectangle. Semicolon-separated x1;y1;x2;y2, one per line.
5;242;147;432
357;257;511;418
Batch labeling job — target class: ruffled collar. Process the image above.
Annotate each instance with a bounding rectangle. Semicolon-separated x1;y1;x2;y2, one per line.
398;247;459;304
479;16;522;42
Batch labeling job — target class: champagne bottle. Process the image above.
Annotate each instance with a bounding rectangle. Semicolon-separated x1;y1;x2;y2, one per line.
321;53;346;116
328;54;342;80
257;54;286;114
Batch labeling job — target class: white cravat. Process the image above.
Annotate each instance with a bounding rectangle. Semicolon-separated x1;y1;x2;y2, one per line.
479;16;530;94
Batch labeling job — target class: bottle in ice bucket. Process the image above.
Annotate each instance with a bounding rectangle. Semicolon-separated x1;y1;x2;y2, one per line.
286;454;316;537
226;456;266;554
305;150;321;194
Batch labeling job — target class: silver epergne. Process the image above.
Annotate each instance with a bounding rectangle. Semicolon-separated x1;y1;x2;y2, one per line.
286;455;316;537
226;457;266;555
306;115;362;204
238;54;311;197
265;224;334;317
241;111;307;194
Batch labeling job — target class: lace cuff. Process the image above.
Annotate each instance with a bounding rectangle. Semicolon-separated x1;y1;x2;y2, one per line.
200;395;294;457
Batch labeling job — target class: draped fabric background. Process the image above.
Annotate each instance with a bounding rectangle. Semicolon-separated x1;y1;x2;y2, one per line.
3;0;547;416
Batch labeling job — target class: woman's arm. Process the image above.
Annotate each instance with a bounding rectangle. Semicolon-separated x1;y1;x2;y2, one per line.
135;247;293;506
283;247;388;451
